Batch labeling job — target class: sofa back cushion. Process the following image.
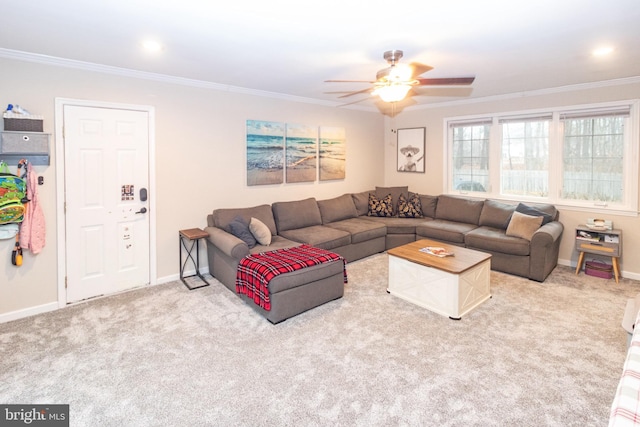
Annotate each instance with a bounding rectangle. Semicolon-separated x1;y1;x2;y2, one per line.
351;190;373;216
317;194;358;224
272;198;322;232
435;195;484;225
213;204;277;236
479;200;516;229
417;194;438;218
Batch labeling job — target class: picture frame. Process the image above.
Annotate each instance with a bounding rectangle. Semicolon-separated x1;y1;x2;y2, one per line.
397;127;425;173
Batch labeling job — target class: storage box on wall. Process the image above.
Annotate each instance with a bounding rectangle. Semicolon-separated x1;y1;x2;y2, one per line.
3;114;44;132
0;131;50;165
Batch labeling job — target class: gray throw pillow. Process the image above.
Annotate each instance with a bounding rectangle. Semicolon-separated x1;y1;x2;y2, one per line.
228;216;257;248
516;203;553;225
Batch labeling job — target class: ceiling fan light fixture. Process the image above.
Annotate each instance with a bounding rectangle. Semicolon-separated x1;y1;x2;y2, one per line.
390;63;413;81
374;84;412;103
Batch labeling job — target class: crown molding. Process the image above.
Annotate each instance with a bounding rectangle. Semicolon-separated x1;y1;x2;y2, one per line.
2;48;635;114
404;76;640;111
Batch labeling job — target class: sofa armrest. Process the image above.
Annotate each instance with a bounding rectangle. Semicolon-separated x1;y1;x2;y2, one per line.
529;221;564;281
205;226;249;260
531;221;563;246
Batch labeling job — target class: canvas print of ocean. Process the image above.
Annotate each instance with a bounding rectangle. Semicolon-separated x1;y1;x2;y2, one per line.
319;126;346;181
246;120;284;186
286;123;317;183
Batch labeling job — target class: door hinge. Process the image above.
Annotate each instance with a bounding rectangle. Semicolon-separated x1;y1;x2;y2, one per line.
65;276;68;289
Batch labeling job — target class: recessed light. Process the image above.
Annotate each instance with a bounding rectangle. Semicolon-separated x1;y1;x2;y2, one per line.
592;46;614;57
142;40;163;53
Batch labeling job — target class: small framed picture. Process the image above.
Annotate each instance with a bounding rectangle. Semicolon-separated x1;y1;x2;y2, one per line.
397;127;425;173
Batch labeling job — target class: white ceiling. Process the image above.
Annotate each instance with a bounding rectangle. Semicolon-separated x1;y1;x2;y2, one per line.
2;0;640;114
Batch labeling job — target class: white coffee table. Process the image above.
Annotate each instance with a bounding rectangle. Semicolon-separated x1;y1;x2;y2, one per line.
387;239;492;319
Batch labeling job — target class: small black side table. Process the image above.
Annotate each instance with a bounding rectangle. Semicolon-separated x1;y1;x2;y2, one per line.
179;228;211;290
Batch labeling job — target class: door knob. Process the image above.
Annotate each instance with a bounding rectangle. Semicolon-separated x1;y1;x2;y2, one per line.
135;207;147;214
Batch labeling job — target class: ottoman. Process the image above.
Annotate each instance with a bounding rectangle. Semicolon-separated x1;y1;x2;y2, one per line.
235;245;347;324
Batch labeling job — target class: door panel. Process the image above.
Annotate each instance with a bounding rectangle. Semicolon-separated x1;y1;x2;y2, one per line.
64;105;150;303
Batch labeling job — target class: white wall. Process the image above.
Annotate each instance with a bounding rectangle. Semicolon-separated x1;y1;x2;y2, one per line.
384;80;640;279
0;57;384;319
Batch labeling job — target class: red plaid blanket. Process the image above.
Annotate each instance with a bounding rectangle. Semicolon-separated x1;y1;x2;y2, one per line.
236;244;347;311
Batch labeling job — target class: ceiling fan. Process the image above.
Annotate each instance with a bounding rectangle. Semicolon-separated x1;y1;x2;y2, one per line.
325;50;475;104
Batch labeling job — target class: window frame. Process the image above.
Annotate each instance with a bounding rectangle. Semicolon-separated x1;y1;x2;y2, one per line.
443;100;639;216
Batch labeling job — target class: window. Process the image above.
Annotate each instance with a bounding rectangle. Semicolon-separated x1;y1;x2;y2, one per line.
450;120;491;193
446;101;638;213
500;116;550;198
561;110;627;204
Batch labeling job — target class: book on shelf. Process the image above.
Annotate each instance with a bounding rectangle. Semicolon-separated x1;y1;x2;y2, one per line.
576;236;601;242
419;246;454;257
576;230;601;242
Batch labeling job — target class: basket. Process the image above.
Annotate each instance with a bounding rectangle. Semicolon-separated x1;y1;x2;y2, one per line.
585;260;613;279
4;117;43;132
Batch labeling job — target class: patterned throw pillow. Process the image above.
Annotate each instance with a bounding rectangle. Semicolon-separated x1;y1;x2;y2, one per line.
367;193;393;217
397;194;423;218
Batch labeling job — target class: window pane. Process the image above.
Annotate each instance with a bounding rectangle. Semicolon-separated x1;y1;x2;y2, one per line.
451;124;489;192
561;117;624;203
501;121;549;197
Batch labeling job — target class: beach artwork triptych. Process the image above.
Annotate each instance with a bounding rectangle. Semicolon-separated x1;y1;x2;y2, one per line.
246;120;346;186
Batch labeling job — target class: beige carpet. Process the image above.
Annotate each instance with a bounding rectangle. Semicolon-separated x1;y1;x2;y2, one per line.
0;253;637;426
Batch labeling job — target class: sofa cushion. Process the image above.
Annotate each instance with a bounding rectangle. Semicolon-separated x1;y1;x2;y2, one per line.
351;190;373;217
435;195;484;225
479;200;516;230
228;216;257;248
416;219;478;244
367;193;393;217
417;194;438;218
272;198;322;232
317;194;358;224
516;202;555;225
376;186;408;215
397;194;423;218
325;218;387;244
213;204;277;236
365;216;427;234
250;217;272;246
465;226;531;256
506;211;543;241
279;225;351;250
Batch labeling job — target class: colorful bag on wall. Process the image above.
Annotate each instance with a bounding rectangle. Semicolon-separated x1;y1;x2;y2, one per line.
0;161;27;224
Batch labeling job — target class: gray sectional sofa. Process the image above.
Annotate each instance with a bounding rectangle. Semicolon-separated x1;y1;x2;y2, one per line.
205;186;563;322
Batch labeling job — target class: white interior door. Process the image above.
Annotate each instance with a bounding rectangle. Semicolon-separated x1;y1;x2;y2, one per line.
64;105;150;303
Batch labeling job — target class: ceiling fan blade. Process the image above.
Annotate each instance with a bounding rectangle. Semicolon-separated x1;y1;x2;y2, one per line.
325;79;376;83
409;62;434;77
338;87;374;98
416;77;475;86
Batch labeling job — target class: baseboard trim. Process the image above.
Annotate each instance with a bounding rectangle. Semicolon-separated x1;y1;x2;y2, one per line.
0;269;212;324
157;267;211;285
0;302;60;324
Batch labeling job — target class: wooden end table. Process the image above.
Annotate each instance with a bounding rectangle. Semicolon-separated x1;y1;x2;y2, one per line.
574;226;622;283
179;228;211;290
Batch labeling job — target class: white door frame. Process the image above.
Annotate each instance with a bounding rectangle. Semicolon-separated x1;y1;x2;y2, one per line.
54;98;157;307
